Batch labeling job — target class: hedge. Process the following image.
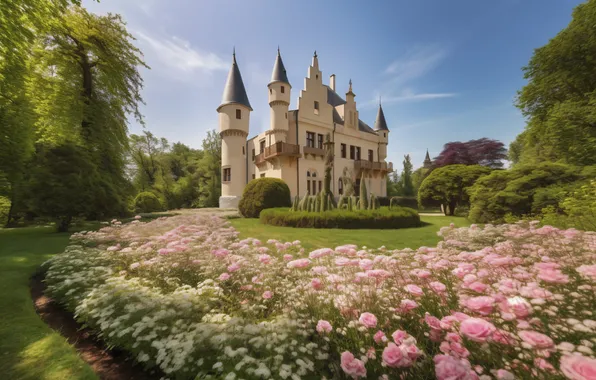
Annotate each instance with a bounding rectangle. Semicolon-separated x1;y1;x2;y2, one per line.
0;196;10;226
389;196;418;209
134;192;163;213
260;207;421;229
238;178;292;218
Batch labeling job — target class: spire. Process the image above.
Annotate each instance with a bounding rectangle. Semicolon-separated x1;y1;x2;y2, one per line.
312;50;319;69
269;47;290;85
219;50;252;111
346;79;355;97
374;103;389;131
424;149;432;168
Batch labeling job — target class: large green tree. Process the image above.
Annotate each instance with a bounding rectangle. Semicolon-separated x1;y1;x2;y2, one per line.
401;154;415;196
17;6;147;227
513;0;596;166
418;164;491;216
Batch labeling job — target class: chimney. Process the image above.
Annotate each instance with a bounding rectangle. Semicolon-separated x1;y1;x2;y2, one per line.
330;74;336;91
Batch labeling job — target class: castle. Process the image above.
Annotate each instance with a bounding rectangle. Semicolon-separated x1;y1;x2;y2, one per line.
218;49;393;208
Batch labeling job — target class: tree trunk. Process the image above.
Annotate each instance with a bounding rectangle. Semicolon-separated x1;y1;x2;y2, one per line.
448;201;457;216
57;216;72;232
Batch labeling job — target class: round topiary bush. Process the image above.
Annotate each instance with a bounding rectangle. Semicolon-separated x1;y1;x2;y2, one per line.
134;192;163;213
238;178;291;218
260;207;421;229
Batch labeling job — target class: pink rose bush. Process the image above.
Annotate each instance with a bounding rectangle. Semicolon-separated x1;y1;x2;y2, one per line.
45;216;596;379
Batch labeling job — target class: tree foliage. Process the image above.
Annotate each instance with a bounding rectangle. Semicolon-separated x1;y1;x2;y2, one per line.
418;164;491;216
468;162;593;223
433;138;507;168
512;0;596;166
401;154;414;196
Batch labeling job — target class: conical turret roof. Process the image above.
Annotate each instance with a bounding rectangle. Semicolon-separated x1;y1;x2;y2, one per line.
374;103;389;131
424;149;431;162
269;48;290;86
219;51;252;111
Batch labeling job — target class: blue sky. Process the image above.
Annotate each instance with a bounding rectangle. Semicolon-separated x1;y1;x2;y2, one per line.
86;0;583;169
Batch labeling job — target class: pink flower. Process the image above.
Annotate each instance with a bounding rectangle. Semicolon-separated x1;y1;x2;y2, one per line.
366;269;391;278
464;296;495;316
359;259;374;270
316;320;332;334
382;343;412;368
496;369;515;380
518;330;554;349
340;351;367;379
460;318;496;342
309;248;334;259
373;330;386;344
434;354;474;380
391;329;407;344
134;215;142;220
359;312;378;328
227;262;241;272
402;343;422;361
262;291;273;299
468;282;488;293
218;272;231;281
287;258;311;268
399;299;419;312
312;266;328;274
212;248;229;258
560;354;596;380
311;278;323;290
405;284;424;296
500;296;533;319
258;254;272;264
576;264;596;280
425;314;442;331
538;269;569;284
430;281;447;293
158;248;174;255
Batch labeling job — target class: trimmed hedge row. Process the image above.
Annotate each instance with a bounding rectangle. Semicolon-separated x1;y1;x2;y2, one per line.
260;207;421;229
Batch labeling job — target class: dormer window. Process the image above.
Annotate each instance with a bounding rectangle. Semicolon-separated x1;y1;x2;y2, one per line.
236;109;241;119
281;86;285;94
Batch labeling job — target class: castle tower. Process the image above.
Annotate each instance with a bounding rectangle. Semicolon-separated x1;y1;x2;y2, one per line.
267;48;291;144
374;101;390;161
345;79;358;128
217;50;252;209
423;149;433;168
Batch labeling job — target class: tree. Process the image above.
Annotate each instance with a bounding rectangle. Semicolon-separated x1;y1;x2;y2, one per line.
513;0;596;166
433;138;507;168
401;154;414;196
24;143;97;231
23;7;147;220
411;167;430;196
418;165;491;216
196;130;222;208
386;171;402;197
468;162;589;223
129;131;169;191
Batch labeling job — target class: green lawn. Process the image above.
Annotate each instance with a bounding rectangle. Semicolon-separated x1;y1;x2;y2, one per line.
229;215;471;251
0;227;97;380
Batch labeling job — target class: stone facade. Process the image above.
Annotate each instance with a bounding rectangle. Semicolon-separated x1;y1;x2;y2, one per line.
217;50;393;208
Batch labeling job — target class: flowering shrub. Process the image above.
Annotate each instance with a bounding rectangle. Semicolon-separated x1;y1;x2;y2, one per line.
45;215;596;379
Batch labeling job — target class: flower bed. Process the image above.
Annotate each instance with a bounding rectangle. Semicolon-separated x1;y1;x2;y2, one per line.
260;207;421;229
45;215;596;379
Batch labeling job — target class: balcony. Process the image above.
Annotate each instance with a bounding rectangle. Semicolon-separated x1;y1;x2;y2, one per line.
303;145;326;157
355;160;393;172
255;142;300;165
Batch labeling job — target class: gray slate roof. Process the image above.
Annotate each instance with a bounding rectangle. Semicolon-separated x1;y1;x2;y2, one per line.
219;53;252;111
270;50;290;85
374;104;389;131
326;85;377;134
358;119;377;134
325;85;347;107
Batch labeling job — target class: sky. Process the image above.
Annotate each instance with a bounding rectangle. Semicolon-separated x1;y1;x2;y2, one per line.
85;0;583;169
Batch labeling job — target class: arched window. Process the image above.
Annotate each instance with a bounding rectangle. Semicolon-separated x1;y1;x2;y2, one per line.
307;171;311;177
338;178;343;195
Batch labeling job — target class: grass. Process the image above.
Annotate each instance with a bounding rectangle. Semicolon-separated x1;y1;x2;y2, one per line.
0;226;97;380
229;215;471;251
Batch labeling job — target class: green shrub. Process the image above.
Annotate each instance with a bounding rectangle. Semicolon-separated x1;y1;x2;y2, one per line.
390;196;418;210
540;180;596;231
134;192;163;213
0;196;10;226
238;178;291;218
468;162;587;223
260;207;421;229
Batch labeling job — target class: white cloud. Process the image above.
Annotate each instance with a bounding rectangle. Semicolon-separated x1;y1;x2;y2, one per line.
135;31;228;74
361;89;456;108
384;45;448;85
